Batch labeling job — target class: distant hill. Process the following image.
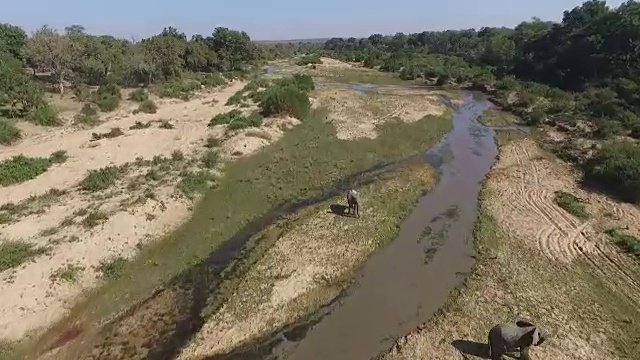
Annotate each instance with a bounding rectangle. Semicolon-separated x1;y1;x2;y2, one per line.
254;38;330;45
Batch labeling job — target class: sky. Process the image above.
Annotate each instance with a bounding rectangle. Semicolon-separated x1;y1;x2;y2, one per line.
1;0;628;41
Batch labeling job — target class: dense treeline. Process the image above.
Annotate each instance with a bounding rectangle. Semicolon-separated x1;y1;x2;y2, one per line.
313;0;640;203
0;23;296;127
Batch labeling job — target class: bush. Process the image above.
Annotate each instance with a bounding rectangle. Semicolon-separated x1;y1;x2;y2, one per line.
95;83;122;99
583;141;640;203
95;94;120;112
96;256;128;280
553;190;589;219
128;88;149;102
225;92;244;106
134;99;157;114
0;119;21;145
201;149;219;169
0;155;51;186
157;79;201;100
259;83;311;119
604;228;640;258
80;166;121;192
198;73;226;88
204;135;220;148
91;127;124;141
27;103;60;126
49;150;68;164
296;54;322;66
129;121;152;130
209;109;263;130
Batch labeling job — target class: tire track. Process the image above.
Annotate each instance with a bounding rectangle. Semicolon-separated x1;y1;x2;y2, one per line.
503;141;640;305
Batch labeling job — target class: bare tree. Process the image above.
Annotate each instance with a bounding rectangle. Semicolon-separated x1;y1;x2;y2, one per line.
24;25;83;94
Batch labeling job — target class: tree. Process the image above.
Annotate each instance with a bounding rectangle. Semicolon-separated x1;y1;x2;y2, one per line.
0;23;27;60
0;52;45;117
24;26;83;94
184;38;218;72
141;32;187;80
207;27;255;70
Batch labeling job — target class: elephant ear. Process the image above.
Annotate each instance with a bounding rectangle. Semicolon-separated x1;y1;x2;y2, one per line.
515;318;535;327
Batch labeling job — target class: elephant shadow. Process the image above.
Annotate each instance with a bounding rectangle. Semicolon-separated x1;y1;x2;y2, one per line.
328;204;350;217
451;339;518;359
451;340;490;359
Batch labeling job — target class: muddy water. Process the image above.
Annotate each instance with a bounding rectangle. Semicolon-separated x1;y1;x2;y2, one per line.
256;93;498;360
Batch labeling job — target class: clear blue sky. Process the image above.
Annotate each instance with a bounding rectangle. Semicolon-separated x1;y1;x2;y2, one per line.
1;0;626;41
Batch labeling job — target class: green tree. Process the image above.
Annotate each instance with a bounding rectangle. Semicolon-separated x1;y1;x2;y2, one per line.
0;23;27;60
24;25;83;94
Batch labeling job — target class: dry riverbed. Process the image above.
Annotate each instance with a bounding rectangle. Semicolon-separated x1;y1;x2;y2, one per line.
0;80;308;343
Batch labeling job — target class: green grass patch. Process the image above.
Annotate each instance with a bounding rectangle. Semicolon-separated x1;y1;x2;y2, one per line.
96;256;129;281
604;228;640;258
179;171;213;198
79;166;122;192
209;110;263;130
49;263;85;284
22;106;453;357
0;155;52;186
553;190;590;220
477;108;518;127
0;241;48;272
0;119;21;145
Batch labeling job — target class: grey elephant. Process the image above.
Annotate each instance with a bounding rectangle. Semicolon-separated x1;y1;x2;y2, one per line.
346;189;360;217
488;318;546;360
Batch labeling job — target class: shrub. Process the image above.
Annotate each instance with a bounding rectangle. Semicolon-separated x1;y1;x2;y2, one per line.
157;79;201;100
204;135;221;148
27;103;60;126
134;99;157;114
96;256;128;280
82;210;109;228
49;150;68;164
80;166;121;192
49;263;85;284
553;190;589;219
128;88;149;102
225;92;244;106
259;84;311;118
209;110;263;130
159;120;174;129
582;141;640;203
605;228;640;258
198;73;226;88
95;83;122;99
95;95;120;112
201;149;219;169
91;127;124;141
129;121;152;130
179;171;212;197
0;155;51;186
296;54;322;66
0;119;21;145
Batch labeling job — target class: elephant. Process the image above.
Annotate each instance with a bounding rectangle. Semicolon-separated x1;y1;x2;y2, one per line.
488;318;546;360
346;189;360;217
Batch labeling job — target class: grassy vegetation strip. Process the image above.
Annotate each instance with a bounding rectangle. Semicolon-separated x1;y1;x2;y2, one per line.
0;151;68;186
553;190;590;220
189;163;438;354
25;106;453;357
0;241;49;272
